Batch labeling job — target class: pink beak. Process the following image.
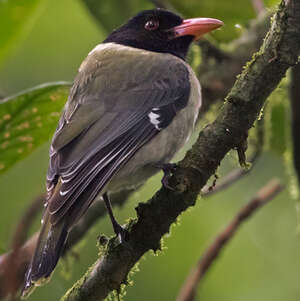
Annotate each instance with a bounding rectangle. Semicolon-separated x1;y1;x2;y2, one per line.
173;18;224;39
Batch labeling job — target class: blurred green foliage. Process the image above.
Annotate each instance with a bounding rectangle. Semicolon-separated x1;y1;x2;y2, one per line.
0;0;46;68
0;0;299;301
0;0;104;95
83;0;153;32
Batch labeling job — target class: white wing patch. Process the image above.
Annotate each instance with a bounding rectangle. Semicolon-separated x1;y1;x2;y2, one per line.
148;108;162;130
60;190;69;196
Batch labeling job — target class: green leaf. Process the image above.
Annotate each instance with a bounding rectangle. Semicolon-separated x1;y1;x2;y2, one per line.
0;82;70;175
0;0;46;67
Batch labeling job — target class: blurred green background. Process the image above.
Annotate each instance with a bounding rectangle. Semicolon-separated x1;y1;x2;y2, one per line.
1;0;300;300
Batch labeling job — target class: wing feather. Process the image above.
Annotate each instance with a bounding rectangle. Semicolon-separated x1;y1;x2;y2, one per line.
50;116;158;225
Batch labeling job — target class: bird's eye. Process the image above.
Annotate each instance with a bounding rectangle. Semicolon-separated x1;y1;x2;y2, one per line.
145;19;159;31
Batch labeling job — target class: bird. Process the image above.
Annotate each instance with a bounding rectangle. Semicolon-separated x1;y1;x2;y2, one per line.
22;8;223;297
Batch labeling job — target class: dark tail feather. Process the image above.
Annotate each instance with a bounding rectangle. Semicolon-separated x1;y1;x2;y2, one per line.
21;210;68;298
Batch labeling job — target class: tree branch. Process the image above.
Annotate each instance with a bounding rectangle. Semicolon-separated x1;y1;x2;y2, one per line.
0;195;43;299
61;1;300;300
0;234;39;300
176;178;283;301
251;0;265;15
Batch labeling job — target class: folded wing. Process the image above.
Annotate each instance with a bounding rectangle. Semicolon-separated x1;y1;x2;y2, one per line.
46;46;191;227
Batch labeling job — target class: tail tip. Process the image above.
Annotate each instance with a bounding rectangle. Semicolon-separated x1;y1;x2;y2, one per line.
21;268;35;299
21;268;51;299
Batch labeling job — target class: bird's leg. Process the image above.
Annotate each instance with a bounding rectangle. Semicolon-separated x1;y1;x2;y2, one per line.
103;192;128;242
153;162;177;190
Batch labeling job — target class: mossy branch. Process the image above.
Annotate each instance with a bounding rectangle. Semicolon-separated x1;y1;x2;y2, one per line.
61;1;300;300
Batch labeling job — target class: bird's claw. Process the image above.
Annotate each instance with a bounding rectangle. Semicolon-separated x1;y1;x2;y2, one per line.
114;223;129;243
158;163;178;190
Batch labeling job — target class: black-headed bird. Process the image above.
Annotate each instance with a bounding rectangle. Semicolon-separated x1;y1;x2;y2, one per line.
22;8;223;297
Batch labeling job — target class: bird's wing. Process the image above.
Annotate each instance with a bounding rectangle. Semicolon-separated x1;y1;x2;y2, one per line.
46;45;191;225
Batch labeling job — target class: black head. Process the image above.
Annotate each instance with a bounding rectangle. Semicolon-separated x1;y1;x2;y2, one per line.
103;9;223;60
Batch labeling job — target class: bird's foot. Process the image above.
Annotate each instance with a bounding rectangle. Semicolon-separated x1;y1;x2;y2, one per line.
113;222;129;243
103;192;130;243
154;163;177;190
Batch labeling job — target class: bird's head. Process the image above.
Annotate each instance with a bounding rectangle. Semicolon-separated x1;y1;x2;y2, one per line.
104;9;223;60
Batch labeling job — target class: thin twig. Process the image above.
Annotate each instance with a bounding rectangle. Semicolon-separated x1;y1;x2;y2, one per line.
0;194;44;299
176;179;283;301
252;0;265;15
150;0;167;9
197;40;231;63
11;195;44;250
0;234;39;300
